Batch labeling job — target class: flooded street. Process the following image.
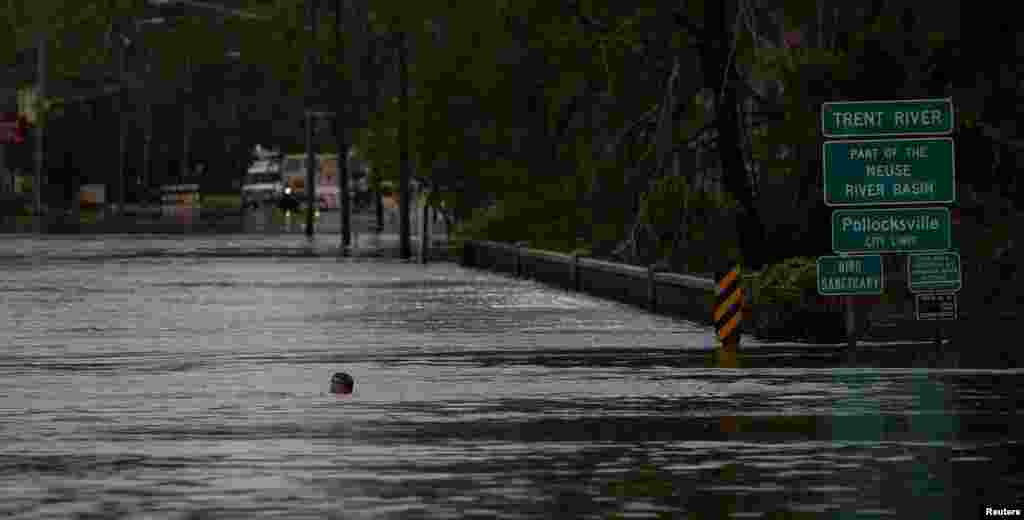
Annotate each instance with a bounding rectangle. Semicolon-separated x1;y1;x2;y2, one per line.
0;236;1020;519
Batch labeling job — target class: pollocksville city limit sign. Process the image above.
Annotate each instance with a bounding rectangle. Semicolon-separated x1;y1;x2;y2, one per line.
823;137;955;206
831;207;951;254
822;98;953;138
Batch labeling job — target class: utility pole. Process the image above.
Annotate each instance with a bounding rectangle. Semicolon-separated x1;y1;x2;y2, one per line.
420;189;429;264
116;29;127;215
334;0;352;250
182;55;191;185
304;0;318;238
398;29;411;259
33;34;46;224
367;33;383;233
142;46;153;195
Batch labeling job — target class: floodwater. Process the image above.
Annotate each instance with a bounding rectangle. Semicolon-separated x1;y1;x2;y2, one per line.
0;235;1020;519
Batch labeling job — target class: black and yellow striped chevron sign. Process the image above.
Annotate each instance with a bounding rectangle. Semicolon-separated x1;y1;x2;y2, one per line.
713;263;744;349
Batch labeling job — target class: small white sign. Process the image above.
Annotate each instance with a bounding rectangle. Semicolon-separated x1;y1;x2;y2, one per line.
915;292;957;320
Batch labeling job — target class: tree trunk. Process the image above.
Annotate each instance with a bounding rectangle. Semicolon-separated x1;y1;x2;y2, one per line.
375;189;383;231
34;34;46;219
398;30;411;258
700;0;766;270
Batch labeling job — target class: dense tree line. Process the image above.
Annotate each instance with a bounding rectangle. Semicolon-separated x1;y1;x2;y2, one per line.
2;0;1019;270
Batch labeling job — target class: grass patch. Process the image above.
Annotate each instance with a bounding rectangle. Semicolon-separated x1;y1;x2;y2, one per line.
78;208;102;224
201;193;241;210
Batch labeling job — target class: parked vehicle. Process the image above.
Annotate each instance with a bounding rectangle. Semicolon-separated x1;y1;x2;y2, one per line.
281;153;339;210
241;153;283;209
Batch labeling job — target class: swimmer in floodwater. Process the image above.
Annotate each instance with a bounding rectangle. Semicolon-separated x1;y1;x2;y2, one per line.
330;372;354;395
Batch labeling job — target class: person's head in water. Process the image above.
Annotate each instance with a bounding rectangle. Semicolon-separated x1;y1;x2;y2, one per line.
330;372;354;394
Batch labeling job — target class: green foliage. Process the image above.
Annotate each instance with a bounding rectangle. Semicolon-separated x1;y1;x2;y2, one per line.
637;176;687;229
199;193;241;210
454;177;584;253
752;256;817;305
631;175;744;269
638;176;739;231
759;256;815;285
4;0;1012;275
781;0;818;29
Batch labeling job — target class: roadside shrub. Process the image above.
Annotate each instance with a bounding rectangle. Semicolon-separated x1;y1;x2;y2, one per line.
755;256;817;305
748;256;846;342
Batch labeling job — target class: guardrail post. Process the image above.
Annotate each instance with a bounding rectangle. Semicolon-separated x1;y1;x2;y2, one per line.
461;240;472;267
514;241;528;278
647;263;658;312
570;253;580;292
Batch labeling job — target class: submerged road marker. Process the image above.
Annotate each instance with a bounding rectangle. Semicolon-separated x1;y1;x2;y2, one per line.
714;263;744;351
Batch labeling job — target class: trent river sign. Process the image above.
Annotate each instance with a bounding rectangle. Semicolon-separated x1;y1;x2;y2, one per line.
823;137;955;206
822;98;954;138
832;207;951;254
817;255;884;296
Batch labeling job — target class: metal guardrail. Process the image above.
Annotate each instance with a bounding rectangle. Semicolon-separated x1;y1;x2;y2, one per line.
521;247;573;263
464;240;1023;344
471;240;718;288
467;240;719;295
578;256;648;278
655;271;717;292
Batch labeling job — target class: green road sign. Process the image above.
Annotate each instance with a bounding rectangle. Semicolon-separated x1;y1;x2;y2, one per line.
817;255;884;296
832;207;951;254
823;138;955;206
822;98;954;138
908;252;962;293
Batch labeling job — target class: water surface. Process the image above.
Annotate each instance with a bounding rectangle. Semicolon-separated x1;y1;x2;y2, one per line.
0;236;1020;519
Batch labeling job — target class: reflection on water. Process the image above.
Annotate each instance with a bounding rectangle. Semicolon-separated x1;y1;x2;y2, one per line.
0;239;1021;519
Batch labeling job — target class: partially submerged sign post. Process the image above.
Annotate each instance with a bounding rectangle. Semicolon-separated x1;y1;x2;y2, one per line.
819;97;956;349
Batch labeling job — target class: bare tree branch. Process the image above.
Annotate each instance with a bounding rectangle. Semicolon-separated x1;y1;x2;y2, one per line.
669;123;715;154
607;104;658;158
568;0;610;33
671;9;706;45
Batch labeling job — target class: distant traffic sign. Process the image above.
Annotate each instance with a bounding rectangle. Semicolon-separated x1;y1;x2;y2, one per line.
908;252;962;293
822;98;954;138
823;138;955;206
817;255;884;296
915;292;957;320
832;207;951;254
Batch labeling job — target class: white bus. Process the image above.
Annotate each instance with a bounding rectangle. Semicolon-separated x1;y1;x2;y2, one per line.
241;156;283;209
